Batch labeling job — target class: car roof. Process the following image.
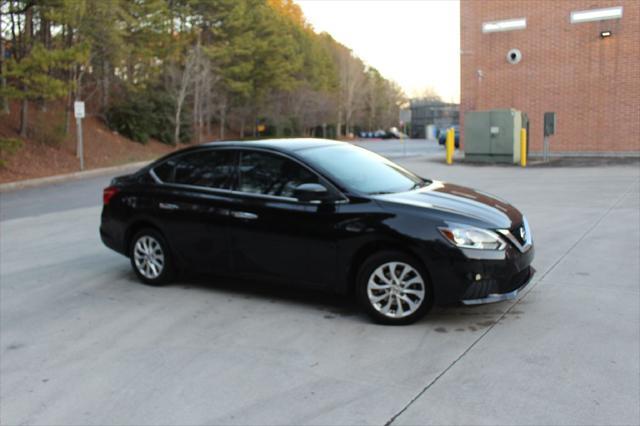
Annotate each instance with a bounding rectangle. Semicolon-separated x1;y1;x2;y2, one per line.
202;138;342;153
144;138;344;171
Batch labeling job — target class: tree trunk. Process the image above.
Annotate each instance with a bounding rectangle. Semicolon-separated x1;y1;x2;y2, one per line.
64;25;74;134
18;6;34;134
101;61;110;112
193;80;200;144
252;118;257;137
239;116;245;139
0;7;7;114
205;98;212;137
19;99;28;137
174;105;182;145
204;86;211;137
65;91;71;134
336;110;342;138
219;103;226;140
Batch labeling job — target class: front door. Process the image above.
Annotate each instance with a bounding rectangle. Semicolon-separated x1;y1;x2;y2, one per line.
228;149;338;289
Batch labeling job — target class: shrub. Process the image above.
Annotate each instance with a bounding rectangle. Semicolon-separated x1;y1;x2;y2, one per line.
0;137;24;168
106;87;192;145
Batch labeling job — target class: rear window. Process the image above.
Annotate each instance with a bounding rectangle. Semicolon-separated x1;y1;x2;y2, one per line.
152;150;235;190
153;161;175;182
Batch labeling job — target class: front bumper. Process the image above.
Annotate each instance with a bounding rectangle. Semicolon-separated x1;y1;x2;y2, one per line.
423;240;535;306
461;266;535;305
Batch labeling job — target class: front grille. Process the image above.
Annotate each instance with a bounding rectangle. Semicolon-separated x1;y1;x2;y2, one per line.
499;216;532;253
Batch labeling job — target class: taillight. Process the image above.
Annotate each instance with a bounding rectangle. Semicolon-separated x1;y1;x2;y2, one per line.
103;186;119;205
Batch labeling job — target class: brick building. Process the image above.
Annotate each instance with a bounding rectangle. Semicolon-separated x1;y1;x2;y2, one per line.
460;1;639;156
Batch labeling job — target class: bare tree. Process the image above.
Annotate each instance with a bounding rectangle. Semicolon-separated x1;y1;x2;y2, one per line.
169;44;199;145
192;49;221;144
334;45;366;138
413;86;442;102
219;97;227;139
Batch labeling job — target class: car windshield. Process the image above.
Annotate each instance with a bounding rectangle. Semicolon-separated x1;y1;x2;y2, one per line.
298;144;428;195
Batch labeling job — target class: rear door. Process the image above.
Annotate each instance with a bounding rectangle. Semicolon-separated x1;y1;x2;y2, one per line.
150;148;237;274
227;149;339;289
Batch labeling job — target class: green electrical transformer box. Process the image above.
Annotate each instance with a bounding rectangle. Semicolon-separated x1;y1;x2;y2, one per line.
464;109;529;163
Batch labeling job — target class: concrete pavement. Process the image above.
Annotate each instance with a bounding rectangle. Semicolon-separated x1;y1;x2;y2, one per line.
0;151;638;425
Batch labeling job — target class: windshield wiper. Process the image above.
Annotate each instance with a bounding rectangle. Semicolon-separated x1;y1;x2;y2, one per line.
410;181;427;191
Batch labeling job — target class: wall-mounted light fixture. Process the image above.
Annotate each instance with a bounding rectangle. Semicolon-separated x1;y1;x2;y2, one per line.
570;6;623;24
482;18;526;33
506;49;522;64
600;30;613;38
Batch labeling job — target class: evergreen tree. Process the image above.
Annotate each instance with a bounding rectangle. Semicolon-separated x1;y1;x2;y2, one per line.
0;0;406;142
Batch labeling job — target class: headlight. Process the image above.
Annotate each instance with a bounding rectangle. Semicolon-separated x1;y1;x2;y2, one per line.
438;225;506;250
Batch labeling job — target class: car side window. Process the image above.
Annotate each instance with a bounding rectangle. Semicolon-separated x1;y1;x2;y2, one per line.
154;150;235;190
238;151;319;198
152;160;175;182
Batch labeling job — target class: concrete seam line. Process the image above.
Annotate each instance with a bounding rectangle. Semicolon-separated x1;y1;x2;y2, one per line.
384;182;637;426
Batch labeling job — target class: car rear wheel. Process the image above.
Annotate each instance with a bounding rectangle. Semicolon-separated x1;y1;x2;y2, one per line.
356;251;432;325
130;229;174;286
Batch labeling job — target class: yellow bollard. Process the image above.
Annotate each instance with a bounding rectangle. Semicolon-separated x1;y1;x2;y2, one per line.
520;128;527;167
446;128;454;165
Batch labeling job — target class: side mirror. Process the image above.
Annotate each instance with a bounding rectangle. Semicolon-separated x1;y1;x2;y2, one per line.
293;183;330;203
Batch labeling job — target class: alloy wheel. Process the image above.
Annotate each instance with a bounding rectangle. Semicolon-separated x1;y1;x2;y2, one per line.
133;235;165;279
366;261;425;319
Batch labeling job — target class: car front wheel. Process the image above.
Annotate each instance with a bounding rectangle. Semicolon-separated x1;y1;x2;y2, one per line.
130;229;174;286
356;251;432;325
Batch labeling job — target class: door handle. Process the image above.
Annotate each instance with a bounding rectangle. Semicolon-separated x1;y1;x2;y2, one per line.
159;202;179;210
230;211;258;220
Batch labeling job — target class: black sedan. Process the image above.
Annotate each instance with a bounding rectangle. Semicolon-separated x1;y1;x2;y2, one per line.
100;139;534;325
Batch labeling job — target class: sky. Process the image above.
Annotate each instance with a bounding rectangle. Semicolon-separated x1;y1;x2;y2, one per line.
295;0;460;102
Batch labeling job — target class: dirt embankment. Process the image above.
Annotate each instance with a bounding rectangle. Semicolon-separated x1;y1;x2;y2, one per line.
0;101;183;184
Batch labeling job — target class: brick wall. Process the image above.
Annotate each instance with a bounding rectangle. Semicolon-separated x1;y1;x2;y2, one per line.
460;0;640;154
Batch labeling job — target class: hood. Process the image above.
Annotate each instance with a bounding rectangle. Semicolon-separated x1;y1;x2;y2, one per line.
373;181;522;229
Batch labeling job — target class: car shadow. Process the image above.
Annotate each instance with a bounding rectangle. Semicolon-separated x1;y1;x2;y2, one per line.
116;268;523;328
168;272;361;320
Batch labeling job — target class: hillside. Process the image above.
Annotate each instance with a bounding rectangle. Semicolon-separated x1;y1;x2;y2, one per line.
0;101;179;184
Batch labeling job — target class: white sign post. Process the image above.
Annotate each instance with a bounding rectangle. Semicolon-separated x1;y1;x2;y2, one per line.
74;101;85;170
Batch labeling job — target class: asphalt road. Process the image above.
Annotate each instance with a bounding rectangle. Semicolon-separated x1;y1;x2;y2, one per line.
1;148;638;425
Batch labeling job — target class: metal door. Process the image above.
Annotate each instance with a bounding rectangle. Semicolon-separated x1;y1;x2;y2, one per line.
464;111;491;154
489;109;515;155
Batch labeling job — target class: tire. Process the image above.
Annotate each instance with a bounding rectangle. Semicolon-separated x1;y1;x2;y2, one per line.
129;228;175;286
356;250;432;325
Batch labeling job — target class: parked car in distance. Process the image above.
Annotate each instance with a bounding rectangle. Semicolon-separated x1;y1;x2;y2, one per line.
438;125;460;148
100;139;534;325
359;129;406;139
387;127;408;139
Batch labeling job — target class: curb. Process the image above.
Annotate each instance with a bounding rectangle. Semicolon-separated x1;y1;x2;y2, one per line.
0;161;151;193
